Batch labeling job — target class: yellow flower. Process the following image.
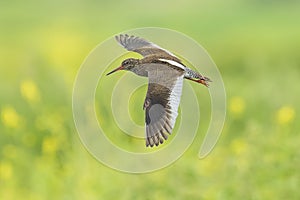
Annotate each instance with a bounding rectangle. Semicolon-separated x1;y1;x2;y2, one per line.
229;96;245;116
42;137;59;155
1;106;21;128
20;80;40;103
276;106;295;125
0;161;13;180
230;139;249;171
230;138;247;155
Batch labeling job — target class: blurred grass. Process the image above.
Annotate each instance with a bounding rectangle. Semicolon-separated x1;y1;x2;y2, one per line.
1;0;300;199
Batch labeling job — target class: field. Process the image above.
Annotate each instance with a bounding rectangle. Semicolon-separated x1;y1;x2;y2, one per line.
1;0;299;199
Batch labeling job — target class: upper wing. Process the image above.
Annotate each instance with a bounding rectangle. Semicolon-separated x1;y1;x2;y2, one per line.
143;63;184;147
115;34;181;62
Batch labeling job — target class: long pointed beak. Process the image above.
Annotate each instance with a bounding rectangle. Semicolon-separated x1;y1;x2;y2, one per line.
106;65;123;76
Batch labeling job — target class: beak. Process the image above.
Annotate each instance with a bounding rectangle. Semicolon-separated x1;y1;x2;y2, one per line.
106;65;123;76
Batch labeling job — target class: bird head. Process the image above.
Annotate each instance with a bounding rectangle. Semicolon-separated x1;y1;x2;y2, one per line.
106;58;139;76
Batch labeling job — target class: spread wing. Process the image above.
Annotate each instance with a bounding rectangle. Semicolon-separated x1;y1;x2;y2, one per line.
143;63;185;147
115;34;181;62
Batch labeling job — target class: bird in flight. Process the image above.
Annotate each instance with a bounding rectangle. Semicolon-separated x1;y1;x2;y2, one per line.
106;34;211;147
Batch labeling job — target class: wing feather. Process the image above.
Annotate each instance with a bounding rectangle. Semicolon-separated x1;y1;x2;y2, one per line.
143;64;184;147
115;34;181;61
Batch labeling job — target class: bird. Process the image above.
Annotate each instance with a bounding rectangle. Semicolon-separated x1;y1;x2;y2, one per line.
106;34;211;147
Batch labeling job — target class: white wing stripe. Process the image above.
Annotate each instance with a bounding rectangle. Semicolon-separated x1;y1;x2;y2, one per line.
167;75;184;128
158;59;186;70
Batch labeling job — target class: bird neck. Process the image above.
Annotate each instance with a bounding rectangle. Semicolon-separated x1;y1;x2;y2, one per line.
130;63;148;77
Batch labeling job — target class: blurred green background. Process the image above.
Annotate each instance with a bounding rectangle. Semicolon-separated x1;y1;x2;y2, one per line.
1;0;299;199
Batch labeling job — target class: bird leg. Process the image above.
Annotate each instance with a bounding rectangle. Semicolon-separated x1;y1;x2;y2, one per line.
185;77;211;87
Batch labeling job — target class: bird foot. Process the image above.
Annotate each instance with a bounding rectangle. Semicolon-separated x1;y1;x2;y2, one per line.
197;78;210;87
